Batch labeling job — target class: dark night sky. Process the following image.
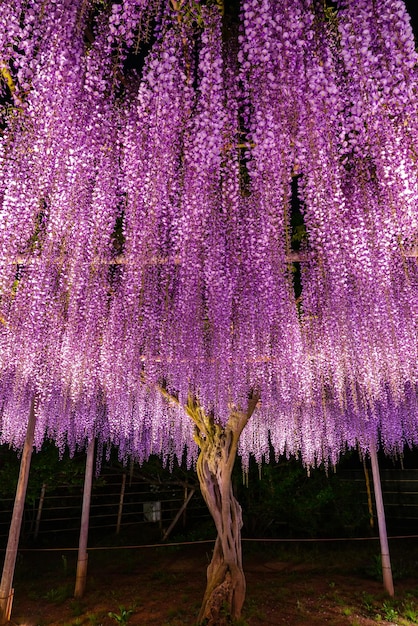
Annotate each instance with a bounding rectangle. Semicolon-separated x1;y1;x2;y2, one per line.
404;0;418;40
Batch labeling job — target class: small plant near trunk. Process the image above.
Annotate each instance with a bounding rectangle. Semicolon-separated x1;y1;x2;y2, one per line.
361;591;376;613
402;600;418;623
69;598;86;617
108;605;134;625
368;596;418;624
381;600;398;622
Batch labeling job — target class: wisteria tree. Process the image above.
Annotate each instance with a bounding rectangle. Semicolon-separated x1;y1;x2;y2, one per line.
0;0;418;623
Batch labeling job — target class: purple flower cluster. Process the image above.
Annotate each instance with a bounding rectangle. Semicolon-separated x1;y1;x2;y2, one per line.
0;0;417;468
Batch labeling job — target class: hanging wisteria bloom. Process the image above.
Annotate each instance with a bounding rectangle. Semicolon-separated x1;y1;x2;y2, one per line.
0;0;416;469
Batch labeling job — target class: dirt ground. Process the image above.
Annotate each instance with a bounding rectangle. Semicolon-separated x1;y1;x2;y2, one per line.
8;539;418;626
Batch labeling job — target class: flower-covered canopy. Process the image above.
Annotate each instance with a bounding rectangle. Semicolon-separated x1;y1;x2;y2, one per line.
0;0;417;468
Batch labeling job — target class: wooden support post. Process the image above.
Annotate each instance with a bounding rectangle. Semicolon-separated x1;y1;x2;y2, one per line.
162;488;195;542
362;458;374;531
34;483;47;540
369;441;394;597
116;473;126;535
74;439;95;599
182;486;188;528
0;398;36;625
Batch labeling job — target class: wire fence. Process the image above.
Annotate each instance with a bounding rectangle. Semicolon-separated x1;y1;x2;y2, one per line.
5;534;418;554
1;466;418;550
0;467;210;545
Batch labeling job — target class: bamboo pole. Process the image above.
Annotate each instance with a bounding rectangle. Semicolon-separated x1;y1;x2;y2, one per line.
182;485;188;528
0;397;36;625
74;438;95;599
34;483;47;540
116;473;126;535
162;488;195;542
369;441;394;597
362;458;374;530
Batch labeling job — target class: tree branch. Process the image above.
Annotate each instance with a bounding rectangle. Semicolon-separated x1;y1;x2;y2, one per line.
0;63;15;95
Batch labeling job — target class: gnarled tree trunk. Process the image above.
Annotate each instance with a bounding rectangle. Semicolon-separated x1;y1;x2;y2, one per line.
185;392;259;625
196;426;245;624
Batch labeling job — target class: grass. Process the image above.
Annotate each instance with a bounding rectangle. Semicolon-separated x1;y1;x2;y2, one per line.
108;605;135;625
360;590;418;624
403;600;418;623
43;583;72;604
9;540;418;625
243;596;266;621
69;598;87;616
86;612;106;626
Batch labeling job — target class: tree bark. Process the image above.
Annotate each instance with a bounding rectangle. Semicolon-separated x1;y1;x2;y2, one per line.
196;428;245;624
186;393;259;625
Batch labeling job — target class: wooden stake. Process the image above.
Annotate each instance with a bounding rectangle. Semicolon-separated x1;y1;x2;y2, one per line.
362;458;374;530
34;482;47;540
0;397;36;625
162;488;195;542
116;473;126;535
74;438;95;599
369;441;394;597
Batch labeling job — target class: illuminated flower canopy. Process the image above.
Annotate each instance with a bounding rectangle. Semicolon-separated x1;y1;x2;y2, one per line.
0;0;417;467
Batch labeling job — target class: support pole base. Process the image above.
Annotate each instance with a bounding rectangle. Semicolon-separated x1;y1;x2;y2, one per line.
74;555;89;599
0;588;14;625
